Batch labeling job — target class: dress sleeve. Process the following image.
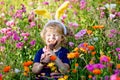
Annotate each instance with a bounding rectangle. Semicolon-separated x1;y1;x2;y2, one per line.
33;48;43;63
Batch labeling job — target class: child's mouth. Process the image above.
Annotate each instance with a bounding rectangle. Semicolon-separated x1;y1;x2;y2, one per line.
49;41;57;50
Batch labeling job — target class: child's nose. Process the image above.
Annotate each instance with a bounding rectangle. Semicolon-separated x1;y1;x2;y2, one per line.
50;35;55;39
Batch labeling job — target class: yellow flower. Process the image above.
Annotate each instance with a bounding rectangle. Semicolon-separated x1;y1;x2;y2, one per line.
47;62;55;68
55;1;70;19
58;78;66;80
63;75;69;79
51;66;56;71
34;9;51;19
73;47;79;52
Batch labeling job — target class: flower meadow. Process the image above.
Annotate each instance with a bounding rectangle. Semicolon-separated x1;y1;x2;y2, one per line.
0;0;120;80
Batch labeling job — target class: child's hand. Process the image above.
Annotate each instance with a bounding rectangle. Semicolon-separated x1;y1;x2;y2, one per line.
43;46;55;55
40;53;50;64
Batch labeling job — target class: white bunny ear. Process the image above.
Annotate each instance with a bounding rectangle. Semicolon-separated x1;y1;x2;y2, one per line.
34;9;51;19
55;1;70;20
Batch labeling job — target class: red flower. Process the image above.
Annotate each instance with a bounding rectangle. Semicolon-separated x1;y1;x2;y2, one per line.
50;55;57;61
23;61;33;67
3;66;11;72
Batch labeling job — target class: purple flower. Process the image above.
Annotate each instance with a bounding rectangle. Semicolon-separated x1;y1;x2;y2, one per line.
100;11;105;18
93;63;105;69
0;36;8;44
109;14;116;20
114;69;120;75
78;43;84;48
110;29;117;34
75;29;87;39
21;4;26;13
24;37;28;41
116;48;120;52
69;42;74;47
14;10;23;19
30;40;36;46
118;54;120;60
116;12;120;17
92;76;96;80
13;34;20;41
16;42;24;49
72;22;79;28
108;33;115;38
108;41;115;46
104;76;109;80
86;64;94;72
100;55;110;63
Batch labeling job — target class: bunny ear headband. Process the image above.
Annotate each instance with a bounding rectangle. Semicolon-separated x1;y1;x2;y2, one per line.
34;1;70;35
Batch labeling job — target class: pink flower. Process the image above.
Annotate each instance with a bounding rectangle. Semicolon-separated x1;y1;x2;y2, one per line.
42;1;49;5
0;46;5;52
30;21;36;28
6;20;15;27
0;36;8;44
30;40;36;46
13;33;20;41
61;14;67;19
110;74;116;80
21;32;30;37
14;10;23;19
69;22;79;28
100;11;105;18
16;42;24;49
80;0;86;10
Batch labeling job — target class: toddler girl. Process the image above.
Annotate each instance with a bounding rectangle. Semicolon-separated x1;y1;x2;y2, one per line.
32;20;72;80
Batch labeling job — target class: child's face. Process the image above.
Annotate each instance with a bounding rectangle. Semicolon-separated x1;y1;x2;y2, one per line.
45;29;63;48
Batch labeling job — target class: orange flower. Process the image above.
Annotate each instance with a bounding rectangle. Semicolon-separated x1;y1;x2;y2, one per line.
72;69;77;73
80;47;87;53
92;25;104;29
74;51;79;58
88;75;92;79
3;66;11;72
91;51;96;56
24;66;29;73
23;72;28;76
83;42;88;47
92;69;101;75
116;64;120;69
73;47;79;52
88;45;95;51
50;55;57;61
67;53;75;59
75;63;79;67
23;61;33;67
87;30;92;35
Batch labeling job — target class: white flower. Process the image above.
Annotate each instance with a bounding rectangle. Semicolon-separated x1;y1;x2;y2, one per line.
104;3;116;9
14;68;21;73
